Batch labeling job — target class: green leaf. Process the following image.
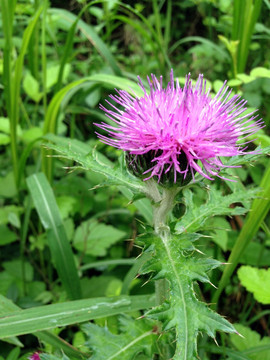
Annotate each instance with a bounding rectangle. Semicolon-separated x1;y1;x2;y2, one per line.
140;231;236;359
73;219;126;257
0;133;10;145
43;134;145;193
40;355;70;360
213;164;270;304
0;295;84;358
238;266;270;304
26;172;81;300
21;127;43;144
48;8;122;76
42;73;143;181
3;259;33;282
46;64;71;89
0;205;23;226
0;225;17;246
175;187;258;235
82;315;157;360
56;196;77;220
0;295;155;338
223;146;270;166
230;324;270;360
23;72;42;102
250;67;270;78
237;73;256;84
0;172;17;198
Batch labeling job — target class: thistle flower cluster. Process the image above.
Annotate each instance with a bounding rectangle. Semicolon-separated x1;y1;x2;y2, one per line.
96;70;263;184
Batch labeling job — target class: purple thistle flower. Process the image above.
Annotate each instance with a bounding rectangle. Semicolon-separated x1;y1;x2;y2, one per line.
29;353;41;360
96;70;263;183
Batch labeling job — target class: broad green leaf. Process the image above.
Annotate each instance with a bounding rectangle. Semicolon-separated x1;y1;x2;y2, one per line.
21;127;43;144
23;72;42;102
26;172;81;300
250;67;270;78
238;266;270;304
0;294;155;338
46;64;71;89
80;276;121;298
82;315;156;360
3;259;33;282
0;225;17;246
73;220;126;256
56;196;77;220
0;133;10;145
0;205;23;226
0;116;22;137
230;324;270;360
237;73;256;84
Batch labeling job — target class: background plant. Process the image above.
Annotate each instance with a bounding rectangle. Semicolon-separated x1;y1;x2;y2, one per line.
0;0;269;359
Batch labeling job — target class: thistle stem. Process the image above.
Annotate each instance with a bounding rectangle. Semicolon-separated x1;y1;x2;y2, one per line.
153;187;180;231
146;183;180;316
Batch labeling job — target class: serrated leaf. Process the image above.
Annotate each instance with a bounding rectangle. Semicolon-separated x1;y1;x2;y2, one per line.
140;233;236;359
43;134;145;193
82;316;156;360
223;146;270;167
175;187;258;234
238;266;270;304
73;220;126;257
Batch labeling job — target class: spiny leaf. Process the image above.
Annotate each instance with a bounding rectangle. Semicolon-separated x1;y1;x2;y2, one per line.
222;146;270;167
140;233;236;359
175;187;258;234
82;316;157;360
43;134;145;193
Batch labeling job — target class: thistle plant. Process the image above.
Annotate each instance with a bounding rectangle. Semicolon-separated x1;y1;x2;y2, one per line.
94;70;263;359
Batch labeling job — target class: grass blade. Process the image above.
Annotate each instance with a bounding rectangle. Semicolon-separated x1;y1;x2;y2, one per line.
0;294;155;338
26;172;81;300
0;295;88;358
9;5;43;187
232;0;263;73
49;7;122;77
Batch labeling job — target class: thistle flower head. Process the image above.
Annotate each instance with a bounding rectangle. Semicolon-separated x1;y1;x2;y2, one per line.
29;353;41;360
96;70;263;184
